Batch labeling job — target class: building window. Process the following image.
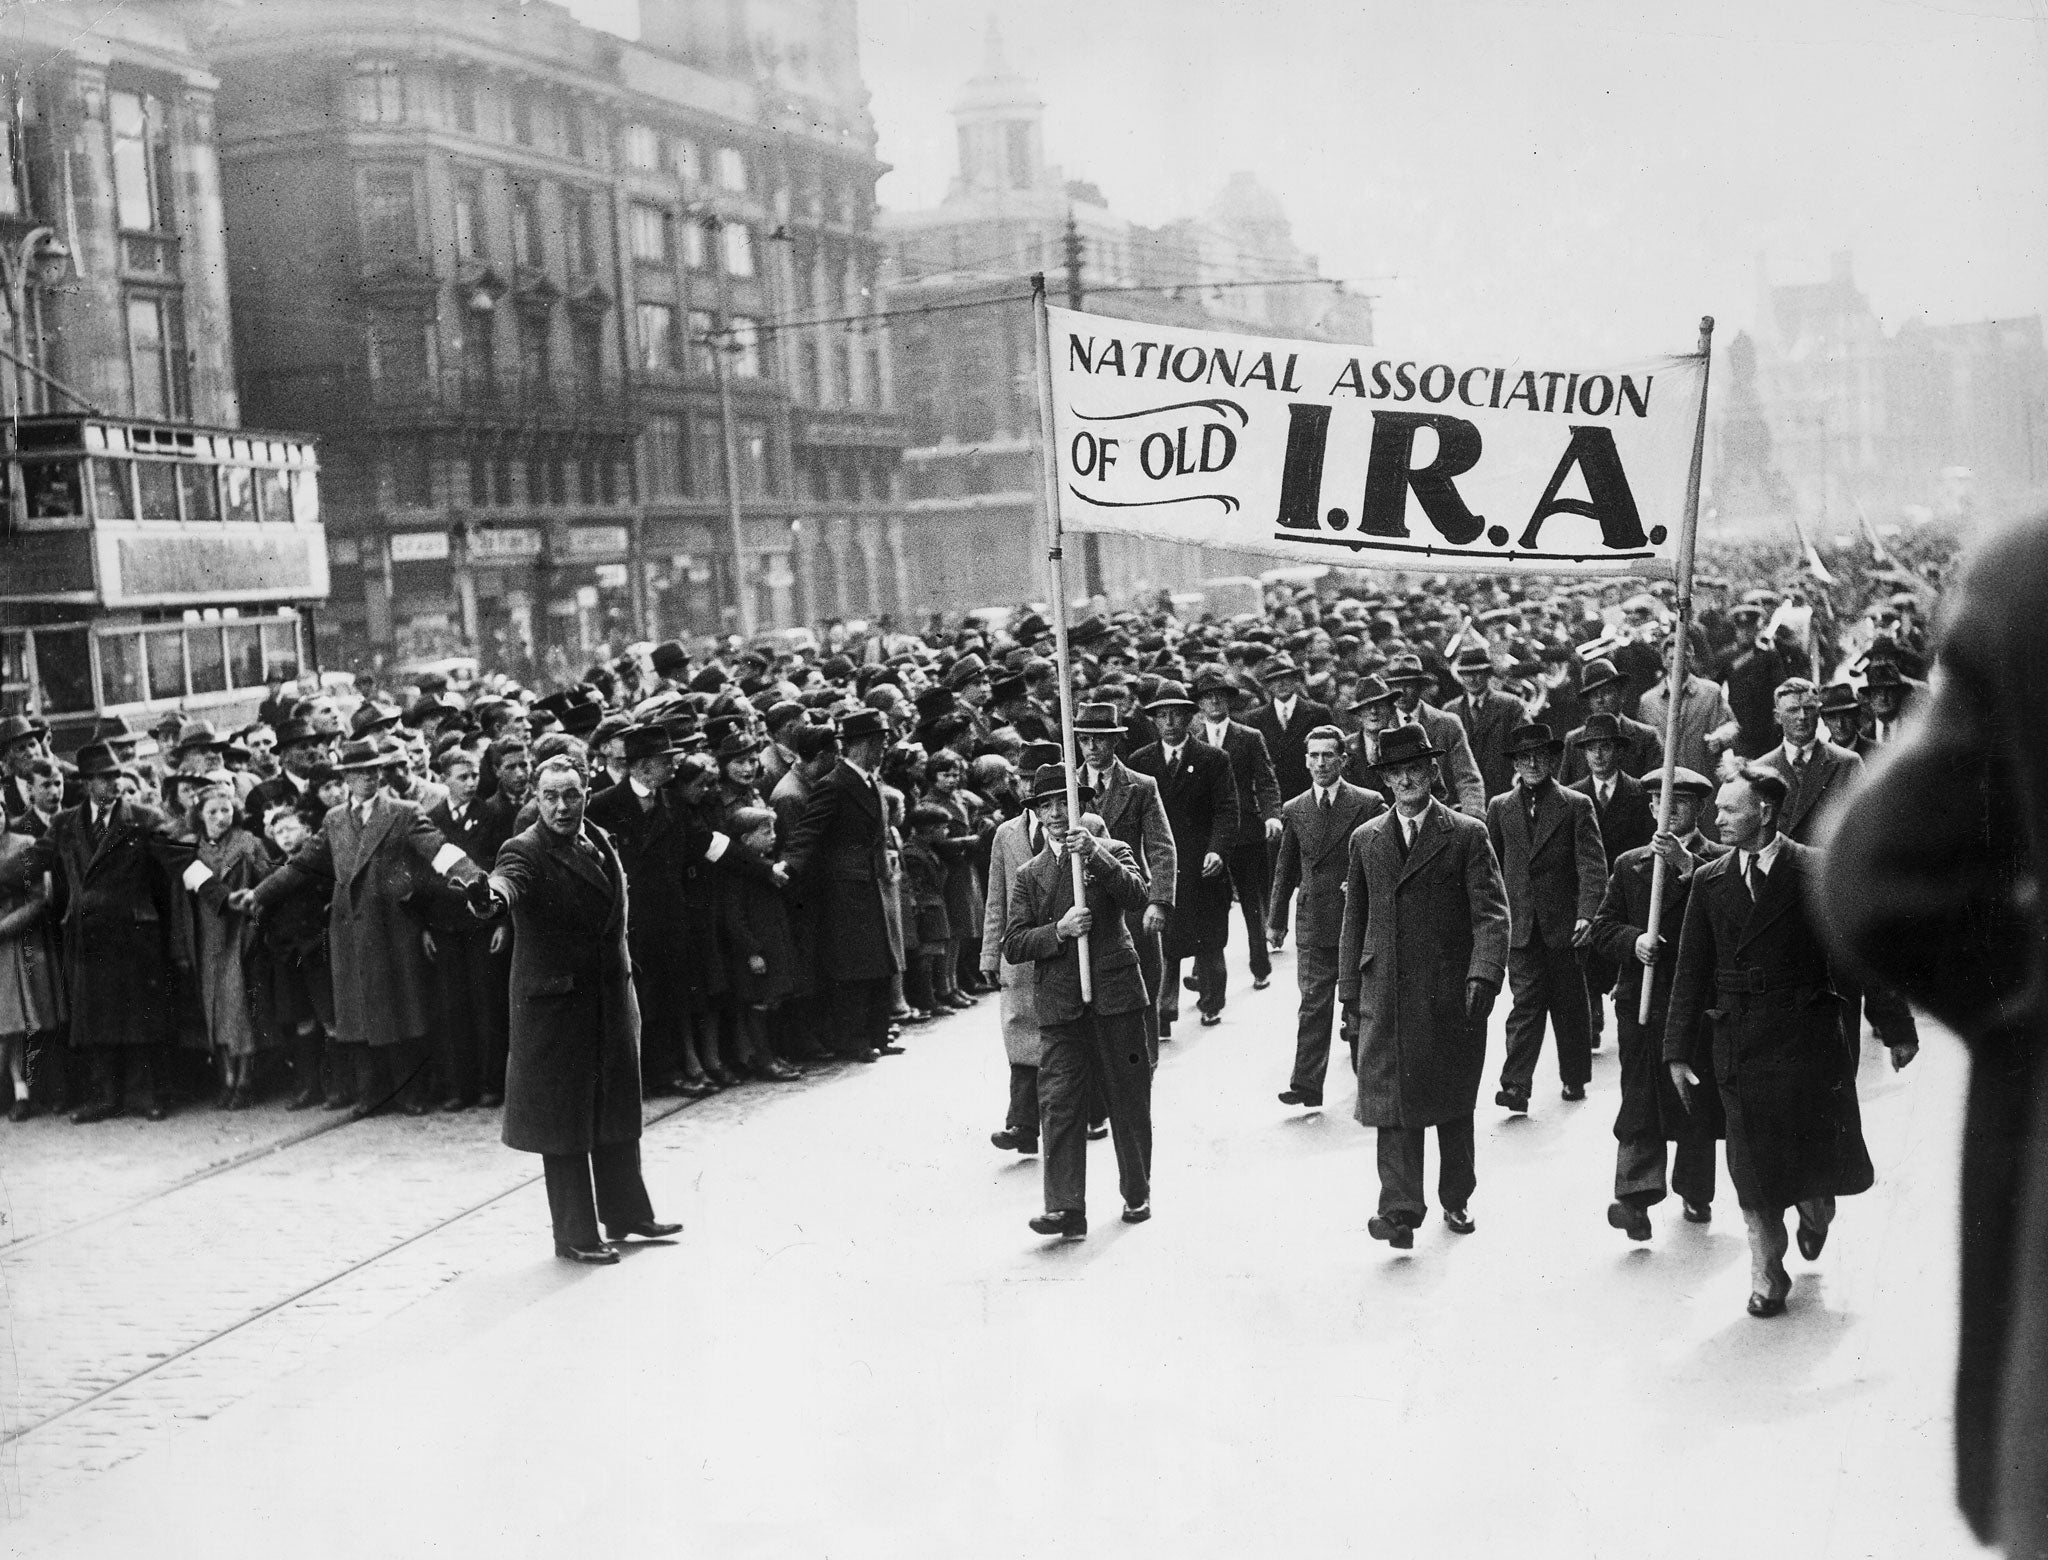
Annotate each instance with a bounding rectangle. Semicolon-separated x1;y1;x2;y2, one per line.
639;414;686;498
367;308;433;391
690;418;726;498
468;452;490;506
636;302;677;374
125;294;186;418
564;104;586;161
720;221;755;278
715;146;748;193
389;444;434;508
687;309;716;376
453;174;485;261
572;315;604;394
623;124;660;169
671;137;700;184
729;316;762;378
360;168;420;266
736;418;772;497
681;216;708;271
518;311;552;398
352;61;407;124
629;202;671;264
511;185;544;269
459;317;496;402
565;192;598;274
448;72;476;134
526;454;548;507
109;89;169;234
509;89;535;148
493;457;514;506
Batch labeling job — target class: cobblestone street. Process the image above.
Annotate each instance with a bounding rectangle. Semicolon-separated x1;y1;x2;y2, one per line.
0;941;1979;1558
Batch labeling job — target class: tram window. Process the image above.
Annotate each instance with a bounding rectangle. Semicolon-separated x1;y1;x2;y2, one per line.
145;629;187;701
187;626;227;694
225;624;264;687
261;621;301;681
136;460;180;522
258;467;291;524
292;469;320;525
93;459;135;521
98;632;145;706
222;465;255;522
1;632;29;716
36;628;95;714
180;462;220;524
22;460;84;524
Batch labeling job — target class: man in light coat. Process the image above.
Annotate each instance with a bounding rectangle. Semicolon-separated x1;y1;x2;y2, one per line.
1268;726;1383;1108
1340;724;1509;1248
982;791;1048;1155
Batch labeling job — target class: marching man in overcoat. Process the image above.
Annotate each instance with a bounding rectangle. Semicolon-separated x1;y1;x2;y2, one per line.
1662;764;1890;1318
1587;766;1726;1239
480;755;680;1263
1339;724;1510;1249
1003;767;1155;1239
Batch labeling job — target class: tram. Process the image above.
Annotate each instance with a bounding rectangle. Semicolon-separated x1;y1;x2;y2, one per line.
0;413;325;748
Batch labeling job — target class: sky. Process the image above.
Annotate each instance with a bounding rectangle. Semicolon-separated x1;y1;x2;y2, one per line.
571;0;2048;361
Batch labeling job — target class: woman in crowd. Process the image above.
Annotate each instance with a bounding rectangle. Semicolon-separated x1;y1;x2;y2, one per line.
0;815;60;1121
192;777;274;1108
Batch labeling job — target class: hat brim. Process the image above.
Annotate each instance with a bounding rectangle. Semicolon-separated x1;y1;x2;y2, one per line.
1144;698;1195;712
1072;721;1124;735
1371;745;1444;769
1505;739;1565;757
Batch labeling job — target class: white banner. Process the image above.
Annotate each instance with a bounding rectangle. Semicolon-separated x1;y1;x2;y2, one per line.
1046;305;1706;578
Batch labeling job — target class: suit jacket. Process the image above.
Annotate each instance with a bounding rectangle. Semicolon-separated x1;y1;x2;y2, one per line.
1411;702;1488;816
1816;517;2043;1549
780;757;901;981
1450;687;1526;802
253;794;478;1048
1755;738;1862;845
584;780;720;999
1571;770;1655;869
1082;757;1176;906
491;822;642;1157
1269;780;1383;947
419;796;510;933
1198;719;1280;850
1125;739;1238;957
1337;801;1510;1128
1247;696;1336;804
1001;837;1150;1023
1559;713;1665;784
1485;780;1608;949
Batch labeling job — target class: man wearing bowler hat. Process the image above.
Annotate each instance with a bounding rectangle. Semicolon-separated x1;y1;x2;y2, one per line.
1002;766;1155;1238
1487;721;1607;1114
32;742;229;1121
1560;658;1664;785
1340;724;1509;1248
780;708;904;1062
1125;680;1238;1034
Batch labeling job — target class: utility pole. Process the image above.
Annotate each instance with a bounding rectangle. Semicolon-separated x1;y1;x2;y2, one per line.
1061;210;1104;601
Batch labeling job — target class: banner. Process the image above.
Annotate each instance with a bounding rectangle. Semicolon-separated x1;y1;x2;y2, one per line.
1046;305;1708;578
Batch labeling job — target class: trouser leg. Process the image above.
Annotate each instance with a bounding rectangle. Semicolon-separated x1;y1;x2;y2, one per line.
1037;1020;1089;1215
1500;941;1551;1096
830;978;890;1058
543;1154;602;1250
1125;908;1161;1062
481;936;511;1097
1090;1009;1154;1211
87;1047;120;1107
1614;1132;1671;1208
591;1139;656;1232
1160;957;1183;1030
1195;948;1227;1016
1546;941;1593;1086
125;1047;158;1112
1795;1194;1836;1242
433;934;481;1103
1375;1127;1427;1224
1671;1135;1717;1207
1580;948;1616;1042
1006;1064;1040;1136
1435;1114;1476;1213
1230;844;1272;980
1291;944;1337;1095
1742;1205;1790;1294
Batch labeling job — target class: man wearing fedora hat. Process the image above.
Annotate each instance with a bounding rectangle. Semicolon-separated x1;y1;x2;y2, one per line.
1340;723;1509;1247
780;707;904;1063
1487;721;1607;1113
1073;699;1177;1053
1002;766;1155;1237
1569;712;1657;1046
246;718;333;834
1560;659;1664;786
1126;680;1239;1033
1;715;78;823
1819;682;1874;758
251;736;488;1115
1194;667;1282;994
1246;655;1334;809
1385;654;1487;817
1448;647;1525;803
33;742;231;1121
1587;767;1726;1238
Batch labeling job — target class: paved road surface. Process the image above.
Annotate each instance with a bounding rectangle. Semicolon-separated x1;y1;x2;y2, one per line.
0;940;1976;1558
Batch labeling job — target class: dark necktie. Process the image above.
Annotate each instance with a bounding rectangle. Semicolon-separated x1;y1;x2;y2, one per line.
1320;790;1331;813
1746;854;1762;901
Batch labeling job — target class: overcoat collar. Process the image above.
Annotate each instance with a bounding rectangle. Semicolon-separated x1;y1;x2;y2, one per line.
1304;780;1372;862
1376;798;1452;885
1735;837;1799;950
1509;780;1569;857
836;757;883;819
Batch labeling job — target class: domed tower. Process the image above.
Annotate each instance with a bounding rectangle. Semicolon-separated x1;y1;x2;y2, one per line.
948;19;1046;200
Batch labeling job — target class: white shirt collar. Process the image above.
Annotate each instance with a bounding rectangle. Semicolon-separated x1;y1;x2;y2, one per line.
1744;835;1784;877
1784;738;1816;766
1274;695;1296;722
628;776;655;799
1204;719;1228;745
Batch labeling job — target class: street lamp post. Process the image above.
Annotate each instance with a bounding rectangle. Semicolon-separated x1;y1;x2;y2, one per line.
0;226;71;416
708;323;756;641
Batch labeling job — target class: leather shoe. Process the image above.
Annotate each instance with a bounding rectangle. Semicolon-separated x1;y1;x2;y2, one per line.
1562;1083;1586;1102
877;1043;905;1056
1495;1088;1528;1114
440;1097;469;1113
1029;1210;1086;1238
1747;1290;1787;1318
1252;975;1271;990
1278;1088;1322;1107
1796;1217;1828;1260
8;1098;31;1123
1367;1214;1415;1249
143;1102;170;1121
1086;1121;1109;1141
990;1127;1038;1153
1607;1200;1653;1242
1121;1202;1151;1224
1682;1200;1711;1224
1199;1011;1222;1027
286;1087;323;1112
555;1242;620;1265
604;1220;682;1242
322;1093;358;1112
400;1098;430;1116
72;1100;120;1124
1443;1207;1476;1235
